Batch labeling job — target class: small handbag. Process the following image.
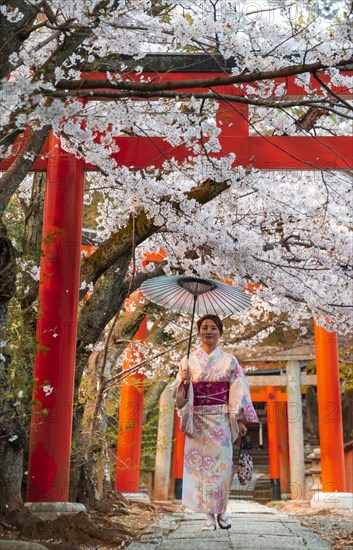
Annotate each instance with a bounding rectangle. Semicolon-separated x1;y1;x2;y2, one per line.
237;436;253;485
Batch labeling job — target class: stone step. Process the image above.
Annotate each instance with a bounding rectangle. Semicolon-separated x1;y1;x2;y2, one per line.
230;475;273;504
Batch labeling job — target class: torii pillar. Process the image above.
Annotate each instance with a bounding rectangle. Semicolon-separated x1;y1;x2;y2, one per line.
314;324;346;492
115;314;147;495
172;412;185;499
27;132;85;502
277;401;290;496
286;360;305;500
266;387;281;500
154;384;174;500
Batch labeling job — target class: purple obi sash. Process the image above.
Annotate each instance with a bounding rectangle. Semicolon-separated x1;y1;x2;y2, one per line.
193;381;229;406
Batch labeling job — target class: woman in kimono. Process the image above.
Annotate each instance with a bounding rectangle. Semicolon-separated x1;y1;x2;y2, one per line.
171;314;258;531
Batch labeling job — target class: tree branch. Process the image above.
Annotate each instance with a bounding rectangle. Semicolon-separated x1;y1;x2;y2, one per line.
80;178;230;292
0;0;38;79
54;56;353;93
44;88;329;109
0;125;50;221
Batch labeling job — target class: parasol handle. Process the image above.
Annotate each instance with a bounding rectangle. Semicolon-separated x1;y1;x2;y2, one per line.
186;294;198;359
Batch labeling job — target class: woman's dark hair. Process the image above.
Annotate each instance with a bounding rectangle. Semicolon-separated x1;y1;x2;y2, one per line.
196;315;223;334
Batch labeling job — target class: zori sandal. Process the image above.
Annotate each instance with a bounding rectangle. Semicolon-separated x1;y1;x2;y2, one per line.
202;515;217;531
217;512;231;529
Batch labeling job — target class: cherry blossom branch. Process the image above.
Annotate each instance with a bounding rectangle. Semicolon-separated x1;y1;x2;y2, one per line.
80;178;230;289
103;332;195;391
212;88;349;171
313;71;353;112
53;56;353;93
45;88;331;109
0;125;51;219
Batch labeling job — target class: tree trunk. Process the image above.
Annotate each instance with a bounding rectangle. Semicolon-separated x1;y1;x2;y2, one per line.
0;0;38;80
0;414;27;512
0;435;24;513
20;171;46;314
69;455;99;505
74;252;132;404
70;305;154;502
0;235;24;513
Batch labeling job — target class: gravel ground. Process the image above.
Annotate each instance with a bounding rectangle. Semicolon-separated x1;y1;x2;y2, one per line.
294;512;353;550
0;497;180;549
274;502;353;550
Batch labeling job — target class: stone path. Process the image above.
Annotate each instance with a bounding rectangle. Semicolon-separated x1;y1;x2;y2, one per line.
128;500;329;550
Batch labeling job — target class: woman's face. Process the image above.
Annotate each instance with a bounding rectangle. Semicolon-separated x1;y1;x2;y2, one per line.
198;319;221;349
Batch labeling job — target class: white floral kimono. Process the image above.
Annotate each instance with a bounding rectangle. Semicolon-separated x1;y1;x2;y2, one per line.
170;347;258;514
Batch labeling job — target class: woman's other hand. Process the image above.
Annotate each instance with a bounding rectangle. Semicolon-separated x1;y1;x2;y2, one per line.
238;420;247;436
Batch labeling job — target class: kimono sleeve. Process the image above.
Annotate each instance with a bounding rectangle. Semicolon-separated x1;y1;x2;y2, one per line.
169;357;194;436
229;357;259;423
170;357;189;410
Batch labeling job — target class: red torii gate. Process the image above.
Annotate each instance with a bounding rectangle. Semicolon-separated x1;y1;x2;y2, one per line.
2;63;351;502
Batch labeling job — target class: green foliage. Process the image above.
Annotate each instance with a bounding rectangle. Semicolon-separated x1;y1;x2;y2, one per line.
82;183;101;230
3;196;26;253
0;297;37;429
149;0;173;21
42;229;63;244
340;360;353;392
0;199;38;441
141;400;159;471
306;355;353;392
183;12;194;25
104;392;119;447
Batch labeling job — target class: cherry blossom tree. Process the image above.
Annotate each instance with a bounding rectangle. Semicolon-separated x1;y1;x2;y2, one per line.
0;0;352;510
1;0;352;328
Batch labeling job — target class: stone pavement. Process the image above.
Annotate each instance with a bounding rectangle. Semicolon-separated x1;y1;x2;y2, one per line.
128;500;329;550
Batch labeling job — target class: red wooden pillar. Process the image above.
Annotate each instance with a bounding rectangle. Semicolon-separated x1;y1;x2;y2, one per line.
27;133;85;502
115;314;147;494
277;401;290;495
314;323;346;492
172;412;185;499
266;387;281;500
